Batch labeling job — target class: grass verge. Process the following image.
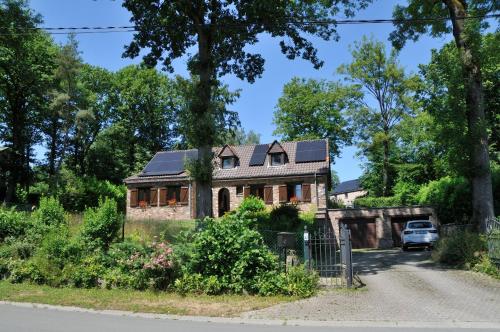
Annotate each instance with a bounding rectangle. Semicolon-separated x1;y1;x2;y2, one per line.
0;281;294;317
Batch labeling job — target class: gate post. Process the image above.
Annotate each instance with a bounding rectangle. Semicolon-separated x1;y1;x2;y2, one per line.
303;226;310;268
340;223;353;288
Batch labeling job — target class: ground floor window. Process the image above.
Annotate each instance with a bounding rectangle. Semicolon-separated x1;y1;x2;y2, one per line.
138;187;150;204
167;186;180;202
250;185;265;199
287;183;302;201
236;185;243;196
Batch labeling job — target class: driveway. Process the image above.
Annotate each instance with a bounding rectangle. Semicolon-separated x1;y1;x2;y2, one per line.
242;249;500;327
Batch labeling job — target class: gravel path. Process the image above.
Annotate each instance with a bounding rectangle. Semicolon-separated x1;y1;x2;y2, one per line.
241;249;500;324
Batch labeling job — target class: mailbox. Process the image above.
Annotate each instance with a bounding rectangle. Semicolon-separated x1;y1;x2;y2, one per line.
277;232;297;249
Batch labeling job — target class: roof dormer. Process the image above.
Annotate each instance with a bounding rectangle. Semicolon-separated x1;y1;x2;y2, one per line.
218;145;239;169
267;141;288;166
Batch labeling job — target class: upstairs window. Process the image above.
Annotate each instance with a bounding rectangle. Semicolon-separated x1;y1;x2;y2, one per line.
270;153;285;166
222;157;235;169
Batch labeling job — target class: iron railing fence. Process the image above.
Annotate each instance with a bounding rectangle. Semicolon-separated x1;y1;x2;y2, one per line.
486;217;500;266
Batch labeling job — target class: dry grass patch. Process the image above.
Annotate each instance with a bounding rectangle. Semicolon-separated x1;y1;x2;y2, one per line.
0;281;294;317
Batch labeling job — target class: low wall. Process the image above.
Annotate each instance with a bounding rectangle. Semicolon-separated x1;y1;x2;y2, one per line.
328;206;437;249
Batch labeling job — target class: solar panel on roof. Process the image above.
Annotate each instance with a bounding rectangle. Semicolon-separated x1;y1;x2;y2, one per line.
295;141;327;163
139;150;198;177
249;144;269;166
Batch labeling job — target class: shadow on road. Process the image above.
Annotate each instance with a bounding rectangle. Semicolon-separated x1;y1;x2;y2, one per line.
352;248;450;276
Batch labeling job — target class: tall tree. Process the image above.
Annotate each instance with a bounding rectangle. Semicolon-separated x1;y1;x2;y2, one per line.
389;0;498;231
123;0;372;218
273;77;359;160
43;34;82;186
0;0;56;203
338;37;419;196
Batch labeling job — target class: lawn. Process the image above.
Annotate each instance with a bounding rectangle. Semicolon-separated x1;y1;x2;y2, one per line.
0;281;295;317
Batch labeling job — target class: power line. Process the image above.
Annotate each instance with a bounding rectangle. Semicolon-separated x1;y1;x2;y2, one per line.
0;13;498;36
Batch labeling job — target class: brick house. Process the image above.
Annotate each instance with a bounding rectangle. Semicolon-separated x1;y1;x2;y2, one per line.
124;139;330;220
330;179;367;207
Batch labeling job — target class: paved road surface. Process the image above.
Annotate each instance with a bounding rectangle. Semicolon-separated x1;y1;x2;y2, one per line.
0;303;496;332
243;249;500;326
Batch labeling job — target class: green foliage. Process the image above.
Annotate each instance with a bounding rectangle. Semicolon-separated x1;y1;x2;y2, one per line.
0;208;29;242
327;197;345;209
255;265;319;298
354;196;402;208
181;213;278;294
268;204;302;232
432;231;487;268
8;259;46;285
56;169;126;212
416;176;471;224
238;196;266;214
273;77;357;159
62;254;106;288
80;198;122;250
33;197;66;228
473;255;500;279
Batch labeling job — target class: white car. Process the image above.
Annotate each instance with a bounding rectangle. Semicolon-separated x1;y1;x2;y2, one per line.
401;220;439;251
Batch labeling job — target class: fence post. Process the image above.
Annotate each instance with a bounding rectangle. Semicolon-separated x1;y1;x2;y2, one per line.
340;223;353;288
303;226;310;268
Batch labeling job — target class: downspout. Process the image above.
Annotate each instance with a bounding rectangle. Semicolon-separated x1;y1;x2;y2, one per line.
188;181;192;219
314;172;319;207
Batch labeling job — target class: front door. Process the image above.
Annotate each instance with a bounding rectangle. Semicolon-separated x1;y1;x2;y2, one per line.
218;188;230;217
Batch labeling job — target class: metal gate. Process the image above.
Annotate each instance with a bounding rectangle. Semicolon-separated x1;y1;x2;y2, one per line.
486;217;500;266
304;223;353;287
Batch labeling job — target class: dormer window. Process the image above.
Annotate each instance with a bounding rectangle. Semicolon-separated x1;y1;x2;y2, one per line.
222;157;236;169
270;153;285;166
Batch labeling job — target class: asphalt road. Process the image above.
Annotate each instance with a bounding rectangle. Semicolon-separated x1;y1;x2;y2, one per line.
0;303;497;332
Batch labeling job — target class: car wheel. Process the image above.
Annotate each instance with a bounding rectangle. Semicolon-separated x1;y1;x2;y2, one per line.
402;245;408;252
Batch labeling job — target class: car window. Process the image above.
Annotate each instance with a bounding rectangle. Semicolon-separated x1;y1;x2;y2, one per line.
408;222;432;229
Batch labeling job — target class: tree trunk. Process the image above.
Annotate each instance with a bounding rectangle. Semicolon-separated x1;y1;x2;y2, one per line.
382;135;390;197
194;24;214;219
445;1;494;232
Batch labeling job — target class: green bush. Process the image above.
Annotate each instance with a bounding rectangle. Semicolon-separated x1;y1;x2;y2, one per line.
8;259;45;284
33;196;67;228
354;195;402;208
237;196;266;214
0;238;35;260
182;212;278;294
267;204;301;231
255;265;318;297
62;254;107;288
0;208;30;242
80;198;122;250
416;176;471;224
54;168;127;212
432;231;486;267
473;255;500;279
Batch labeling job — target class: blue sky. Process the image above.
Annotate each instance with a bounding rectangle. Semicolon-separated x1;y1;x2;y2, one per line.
29;0;453;182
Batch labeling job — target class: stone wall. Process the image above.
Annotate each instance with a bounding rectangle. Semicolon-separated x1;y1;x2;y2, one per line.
126;184;194;221
212;175;328;217
330;190;367;207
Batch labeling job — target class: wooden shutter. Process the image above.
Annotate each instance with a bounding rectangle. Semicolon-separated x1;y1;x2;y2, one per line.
179;187;189;205
302;183;311;202
159;188;167;206
279;185;288;203
130;189;138;207
150;188;158;206
243;186;251;198
264;186;273;204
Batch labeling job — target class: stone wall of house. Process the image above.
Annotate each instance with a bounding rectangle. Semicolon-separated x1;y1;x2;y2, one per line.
330;190;367;207
212;175;328;217
125;185;194;221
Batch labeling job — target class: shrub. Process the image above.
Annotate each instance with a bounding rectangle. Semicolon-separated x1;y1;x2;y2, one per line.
8;259;45;284
255;265;318;297
32;196;67;228
238;196;266;214
0;208;30;242
432;231;486;267
267;204;301;231
416;176;471;224
182;212;278;294
62;254;107;288
327;197;345;209
354;196;402;208
473;255;500;279
0;238;35;260
80;198;122;250
55;168;127;212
